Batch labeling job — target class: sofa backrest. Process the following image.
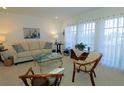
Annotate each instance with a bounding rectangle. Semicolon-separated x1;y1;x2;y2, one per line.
4;41;53;54
39;41;46;49
28;41;40;50
15;41;53;51
21;42;30;51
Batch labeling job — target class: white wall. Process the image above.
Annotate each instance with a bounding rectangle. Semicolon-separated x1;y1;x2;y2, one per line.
1;8;124;45
0;13;58;45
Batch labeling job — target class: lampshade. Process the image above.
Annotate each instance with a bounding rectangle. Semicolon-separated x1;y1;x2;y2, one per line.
53;35;58;39
51;31;57;35
0;35;6;43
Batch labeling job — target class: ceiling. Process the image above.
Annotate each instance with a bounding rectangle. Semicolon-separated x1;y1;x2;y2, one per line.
0;7;99;21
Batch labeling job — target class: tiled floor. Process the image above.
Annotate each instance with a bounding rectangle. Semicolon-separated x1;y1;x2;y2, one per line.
0;56;124;86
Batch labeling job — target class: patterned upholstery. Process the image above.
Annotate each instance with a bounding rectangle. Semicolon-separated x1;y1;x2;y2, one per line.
12;44;25;53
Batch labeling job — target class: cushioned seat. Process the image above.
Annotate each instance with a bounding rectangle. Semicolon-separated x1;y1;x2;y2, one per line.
17;51;32;58
75;61;95;71
41;49;52;54
30;50;42;56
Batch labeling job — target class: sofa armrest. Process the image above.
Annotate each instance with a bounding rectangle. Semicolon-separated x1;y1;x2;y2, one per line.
1;45;18;60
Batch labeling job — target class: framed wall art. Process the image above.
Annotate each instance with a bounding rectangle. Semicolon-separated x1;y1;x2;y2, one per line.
23;28;40;39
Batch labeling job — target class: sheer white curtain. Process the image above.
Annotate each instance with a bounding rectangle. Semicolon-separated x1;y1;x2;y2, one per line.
64;15;124;70
77;22;95;51
98;17;124;70
65;25;77;49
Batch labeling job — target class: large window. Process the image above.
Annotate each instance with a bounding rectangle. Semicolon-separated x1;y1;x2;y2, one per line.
65;22;95;51
101;17;124;69
64;16;124;70
65;25;77;49
77;22;95;51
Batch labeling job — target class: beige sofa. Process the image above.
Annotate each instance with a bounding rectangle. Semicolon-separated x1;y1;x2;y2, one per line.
2;41;53;64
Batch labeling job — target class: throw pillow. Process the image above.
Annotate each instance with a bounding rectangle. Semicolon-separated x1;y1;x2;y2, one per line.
12;44;25;53
43;42;52;49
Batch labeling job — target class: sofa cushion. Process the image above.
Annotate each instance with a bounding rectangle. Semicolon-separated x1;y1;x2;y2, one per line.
41;49;52;54
39;41;45;49
85;52;100;62
29;42;40;50
17;51;32;58
43;42;53;49
21;42;29;51
12;44;25;53
30;50;42;56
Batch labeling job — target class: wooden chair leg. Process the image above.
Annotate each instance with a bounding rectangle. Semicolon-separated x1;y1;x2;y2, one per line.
57;77;62;86
90;72;95;86
93;70;96;77
72;63;76;82
21;78;29;86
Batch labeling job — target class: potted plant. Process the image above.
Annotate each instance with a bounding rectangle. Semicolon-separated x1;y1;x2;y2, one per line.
75;42;87;51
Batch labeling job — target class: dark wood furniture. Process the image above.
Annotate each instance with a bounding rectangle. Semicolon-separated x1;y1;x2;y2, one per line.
0;49;8;63
70;49;102;86
55;43;63;54
19;67;64;86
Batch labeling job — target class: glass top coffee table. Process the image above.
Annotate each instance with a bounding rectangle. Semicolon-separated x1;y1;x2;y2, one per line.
33;53;63;71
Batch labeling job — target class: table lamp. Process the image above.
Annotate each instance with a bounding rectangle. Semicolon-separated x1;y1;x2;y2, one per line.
53;35;58;45
0;35;6;50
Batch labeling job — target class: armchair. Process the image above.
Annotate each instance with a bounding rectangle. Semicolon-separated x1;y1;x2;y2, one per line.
70;49;102;86
19;67;64;86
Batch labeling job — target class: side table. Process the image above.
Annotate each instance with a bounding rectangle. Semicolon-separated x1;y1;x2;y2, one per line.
55;43;63;54
0;49;8;63
4;56;14;66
